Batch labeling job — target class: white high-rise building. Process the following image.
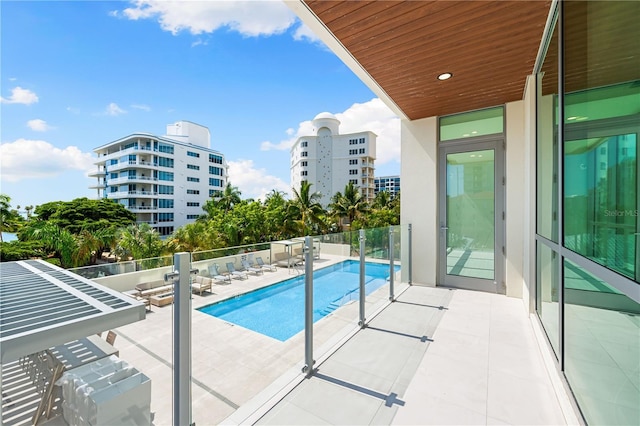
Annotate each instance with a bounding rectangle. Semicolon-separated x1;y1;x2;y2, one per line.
90;121;228;236
290;113;377;206
374;175;400;197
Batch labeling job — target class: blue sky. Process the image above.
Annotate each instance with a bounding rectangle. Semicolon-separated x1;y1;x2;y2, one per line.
0;0;400;211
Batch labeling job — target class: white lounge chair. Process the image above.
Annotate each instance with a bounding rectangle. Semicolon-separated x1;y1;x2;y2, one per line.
241;259;263;276
256;256;276;272
208;264;231;284
226;262;248;280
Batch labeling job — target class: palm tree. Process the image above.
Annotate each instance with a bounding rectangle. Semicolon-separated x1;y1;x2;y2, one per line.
216;182;242;213
115;223;164;260
0;194;11;242
329;182;369;227
22;222;78;267
288;181;325;235
372;190;392;210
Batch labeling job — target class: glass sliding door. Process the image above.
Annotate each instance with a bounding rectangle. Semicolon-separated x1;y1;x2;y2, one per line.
439;139;504;293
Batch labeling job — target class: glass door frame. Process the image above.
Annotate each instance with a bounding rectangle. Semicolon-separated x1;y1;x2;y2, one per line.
438;136;506;293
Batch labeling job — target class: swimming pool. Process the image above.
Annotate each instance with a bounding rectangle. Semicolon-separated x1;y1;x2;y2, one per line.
198;260;400;341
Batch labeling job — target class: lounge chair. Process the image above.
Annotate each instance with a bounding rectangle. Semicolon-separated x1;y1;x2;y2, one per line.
256;256;276;272
208;264;232;284
241;259;263;276
226;262;248;280
192;275;212;295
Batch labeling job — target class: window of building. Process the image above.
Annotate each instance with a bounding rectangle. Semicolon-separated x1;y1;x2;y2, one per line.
359;148;365;154
209;178;222;187
187;177;200;182
359;138;365;144
158;213;174;222
187;189;200;195
158;171;174;181
156;226;174;236
158;143;174;154
301;141;308;147
158;199;174;209
533;5;640;426
158;157;174;168
186;202;200;207
209;154;223;164
186;214;200;220
349;139;358;145
187;151;200;158
301;171;308;176
349;159;358;165
301;161;308;167
349;149;358;155
110;159;118;165
209;166;223;176
349;169;358;175
158;185;174;195
301;151;308;157
349;179;358;184
110;173;118;179
440;106;504;141
187;164;200;170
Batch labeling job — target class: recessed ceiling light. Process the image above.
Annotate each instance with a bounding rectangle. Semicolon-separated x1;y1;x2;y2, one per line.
437;72;453;81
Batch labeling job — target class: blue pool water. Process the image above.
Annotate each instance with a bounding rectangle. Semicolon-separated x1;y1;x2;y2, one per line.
198;260;400;341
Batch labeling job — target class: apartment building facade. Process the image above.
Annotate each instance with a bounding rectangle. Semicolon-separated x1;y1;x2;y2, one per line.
291;1;640;424
90;121;227;236
290;112;376;207
374;175;400;197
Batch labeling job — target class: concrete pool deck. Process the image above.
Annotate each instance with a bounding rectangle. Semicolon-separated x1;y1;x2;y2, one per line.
110;255;578;425
112;254;396;425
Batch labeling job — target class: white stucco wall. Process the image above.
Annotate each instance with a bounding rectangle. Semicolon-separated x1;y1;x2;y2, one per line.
523;75;537;312
505;100;526;298
400;106;530;298
400;117;438;286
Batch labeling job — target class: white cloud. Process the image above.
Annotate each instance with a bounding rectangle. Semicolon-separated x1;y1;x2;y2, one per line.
9;77;17;81
115;0;297;37
260;120;315;151
104;102;127;116
262;98;400;166
130;103;151;111
67;106;81;114
27;119;53;132
0;139;94;182
1;87;39;105
335;98;401;166
191;39;208;47
227;159;291;201
292;22;320;43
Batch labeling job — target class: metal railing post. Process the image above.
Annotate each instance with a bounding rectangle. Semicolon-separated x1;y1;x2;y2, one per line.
389;227;395;302
303;236;314;377
165;252;197;426
408;223;413;284
359;229;366;328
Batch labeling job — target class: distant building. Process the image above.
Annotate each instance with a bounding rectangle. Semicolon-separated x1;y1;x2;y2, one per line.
290;112;377;206
374;175;400;197
90;121;228;236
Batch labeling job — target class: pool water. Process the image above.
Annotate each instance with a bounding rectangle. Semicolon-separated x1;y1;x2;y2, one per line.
198;260;400;341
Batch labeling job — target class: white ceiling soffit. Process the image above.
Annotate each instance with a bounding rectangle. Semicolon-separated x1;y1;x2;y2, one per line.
285;0;408;120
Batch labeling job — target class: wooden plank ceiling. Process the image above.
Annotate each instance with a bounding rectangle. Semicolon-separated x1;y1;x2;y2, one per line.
305;0;551;120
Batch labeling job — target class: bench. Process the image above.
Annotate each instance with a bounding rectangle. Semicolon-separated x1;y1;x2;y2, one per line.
135;280;174;299
149;292;174;307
